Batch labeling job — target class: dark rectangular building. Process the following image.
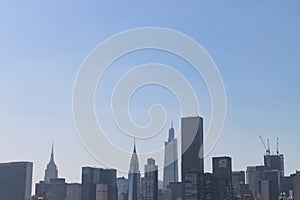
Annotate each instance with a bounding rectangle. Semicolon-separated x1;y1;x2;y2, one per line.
144;158;158;200
81;167;118;200
232;171;245;197
184;170;204;200
204;173;218;200
0;161;33;200
35;178;67;200
181;116;204;200
167;182;182;200
212;156;233;200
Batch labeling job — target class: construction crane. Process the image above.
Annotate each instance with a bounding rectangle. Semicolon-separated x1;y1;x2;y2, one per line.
259;134;270;155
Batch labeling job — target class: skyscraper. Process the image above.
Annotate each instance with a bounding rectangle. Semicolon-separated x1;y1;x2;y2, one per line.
128;141;141;200
163;121;178;189
294;171;300;200
181;116;204;200
144;158;158;200
204;173;218;200
184;170;205;200
44;143;58;183
117;177;129;200
232;171;245;197
264;154;285;177
264;170;280;200
246;166;257;197
0;161;33;200
81;167;117;200
212;156;233;200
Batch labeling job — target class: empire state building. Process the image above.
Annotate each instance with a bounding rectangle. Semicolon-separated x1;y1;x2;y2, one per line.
44;143;58;183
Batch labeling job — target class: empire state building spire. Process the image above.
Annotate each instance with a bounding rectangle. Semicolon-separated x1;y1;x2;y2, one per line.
44;142;58;183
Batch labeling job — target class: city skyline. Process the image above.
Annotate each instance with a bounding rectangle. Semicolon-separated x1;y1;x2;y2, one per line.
1;0;300;193
2;116;298;197
0;114;299;199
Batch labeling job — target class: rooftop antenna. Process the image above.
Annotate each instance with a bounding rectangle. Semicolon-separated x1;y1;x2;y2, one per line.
267;138;271;155
277;137;279;155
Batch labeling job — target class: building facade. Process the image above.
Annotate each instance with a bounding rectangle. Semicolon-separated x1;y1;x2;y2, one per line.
144;158;158;200
212;156;233;200
294;171;300;200
163;122;178;189
96;184;109;200
204;173;218;200
184;170;204;200
81;167;117;200
35;178;67;200
167;182;182;200
128;142;141;200
0;161;33;200
117;177;129;200
232;171;245;197
181;116;204;200
66;183;81;200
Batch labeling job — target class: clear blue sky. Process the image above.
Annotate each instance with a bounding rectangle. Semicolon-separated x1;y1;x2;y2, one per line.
0;0;300;189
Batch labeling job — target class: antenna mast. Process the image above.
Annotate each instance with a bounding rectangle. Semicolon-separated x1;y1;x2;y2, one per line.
277;137;279;155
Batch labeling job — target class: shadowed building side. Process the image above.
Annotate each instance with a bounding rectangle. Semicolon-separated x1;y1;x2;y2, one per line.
181;116;204;200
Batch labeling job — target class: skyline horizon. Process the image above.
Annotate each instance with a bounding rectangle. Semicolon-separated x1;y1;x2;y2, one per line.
1;1;299;197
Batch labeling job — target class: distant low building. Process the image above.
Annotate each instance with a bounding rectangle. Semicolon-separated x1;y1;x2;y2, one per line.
167;182;182;200
117;177;129;200
213;156;233;200
144;158;158;200
35;178;67;200
294;171;300;200
232;171;245;197
66;183;81;200
81;167;118;200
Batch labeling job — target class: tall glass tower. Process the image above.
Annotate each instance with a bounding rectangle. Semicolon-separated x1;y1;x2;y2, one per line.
163;121;178;189
181;116;204;200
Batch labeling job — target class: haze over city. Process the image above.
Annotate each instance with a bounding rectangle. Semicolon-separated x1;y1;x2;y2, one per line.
0;1;299;199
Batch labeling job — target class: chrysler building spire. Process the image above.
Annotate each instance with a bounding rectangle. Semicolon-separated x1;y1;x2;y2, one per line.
128;139;141;200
